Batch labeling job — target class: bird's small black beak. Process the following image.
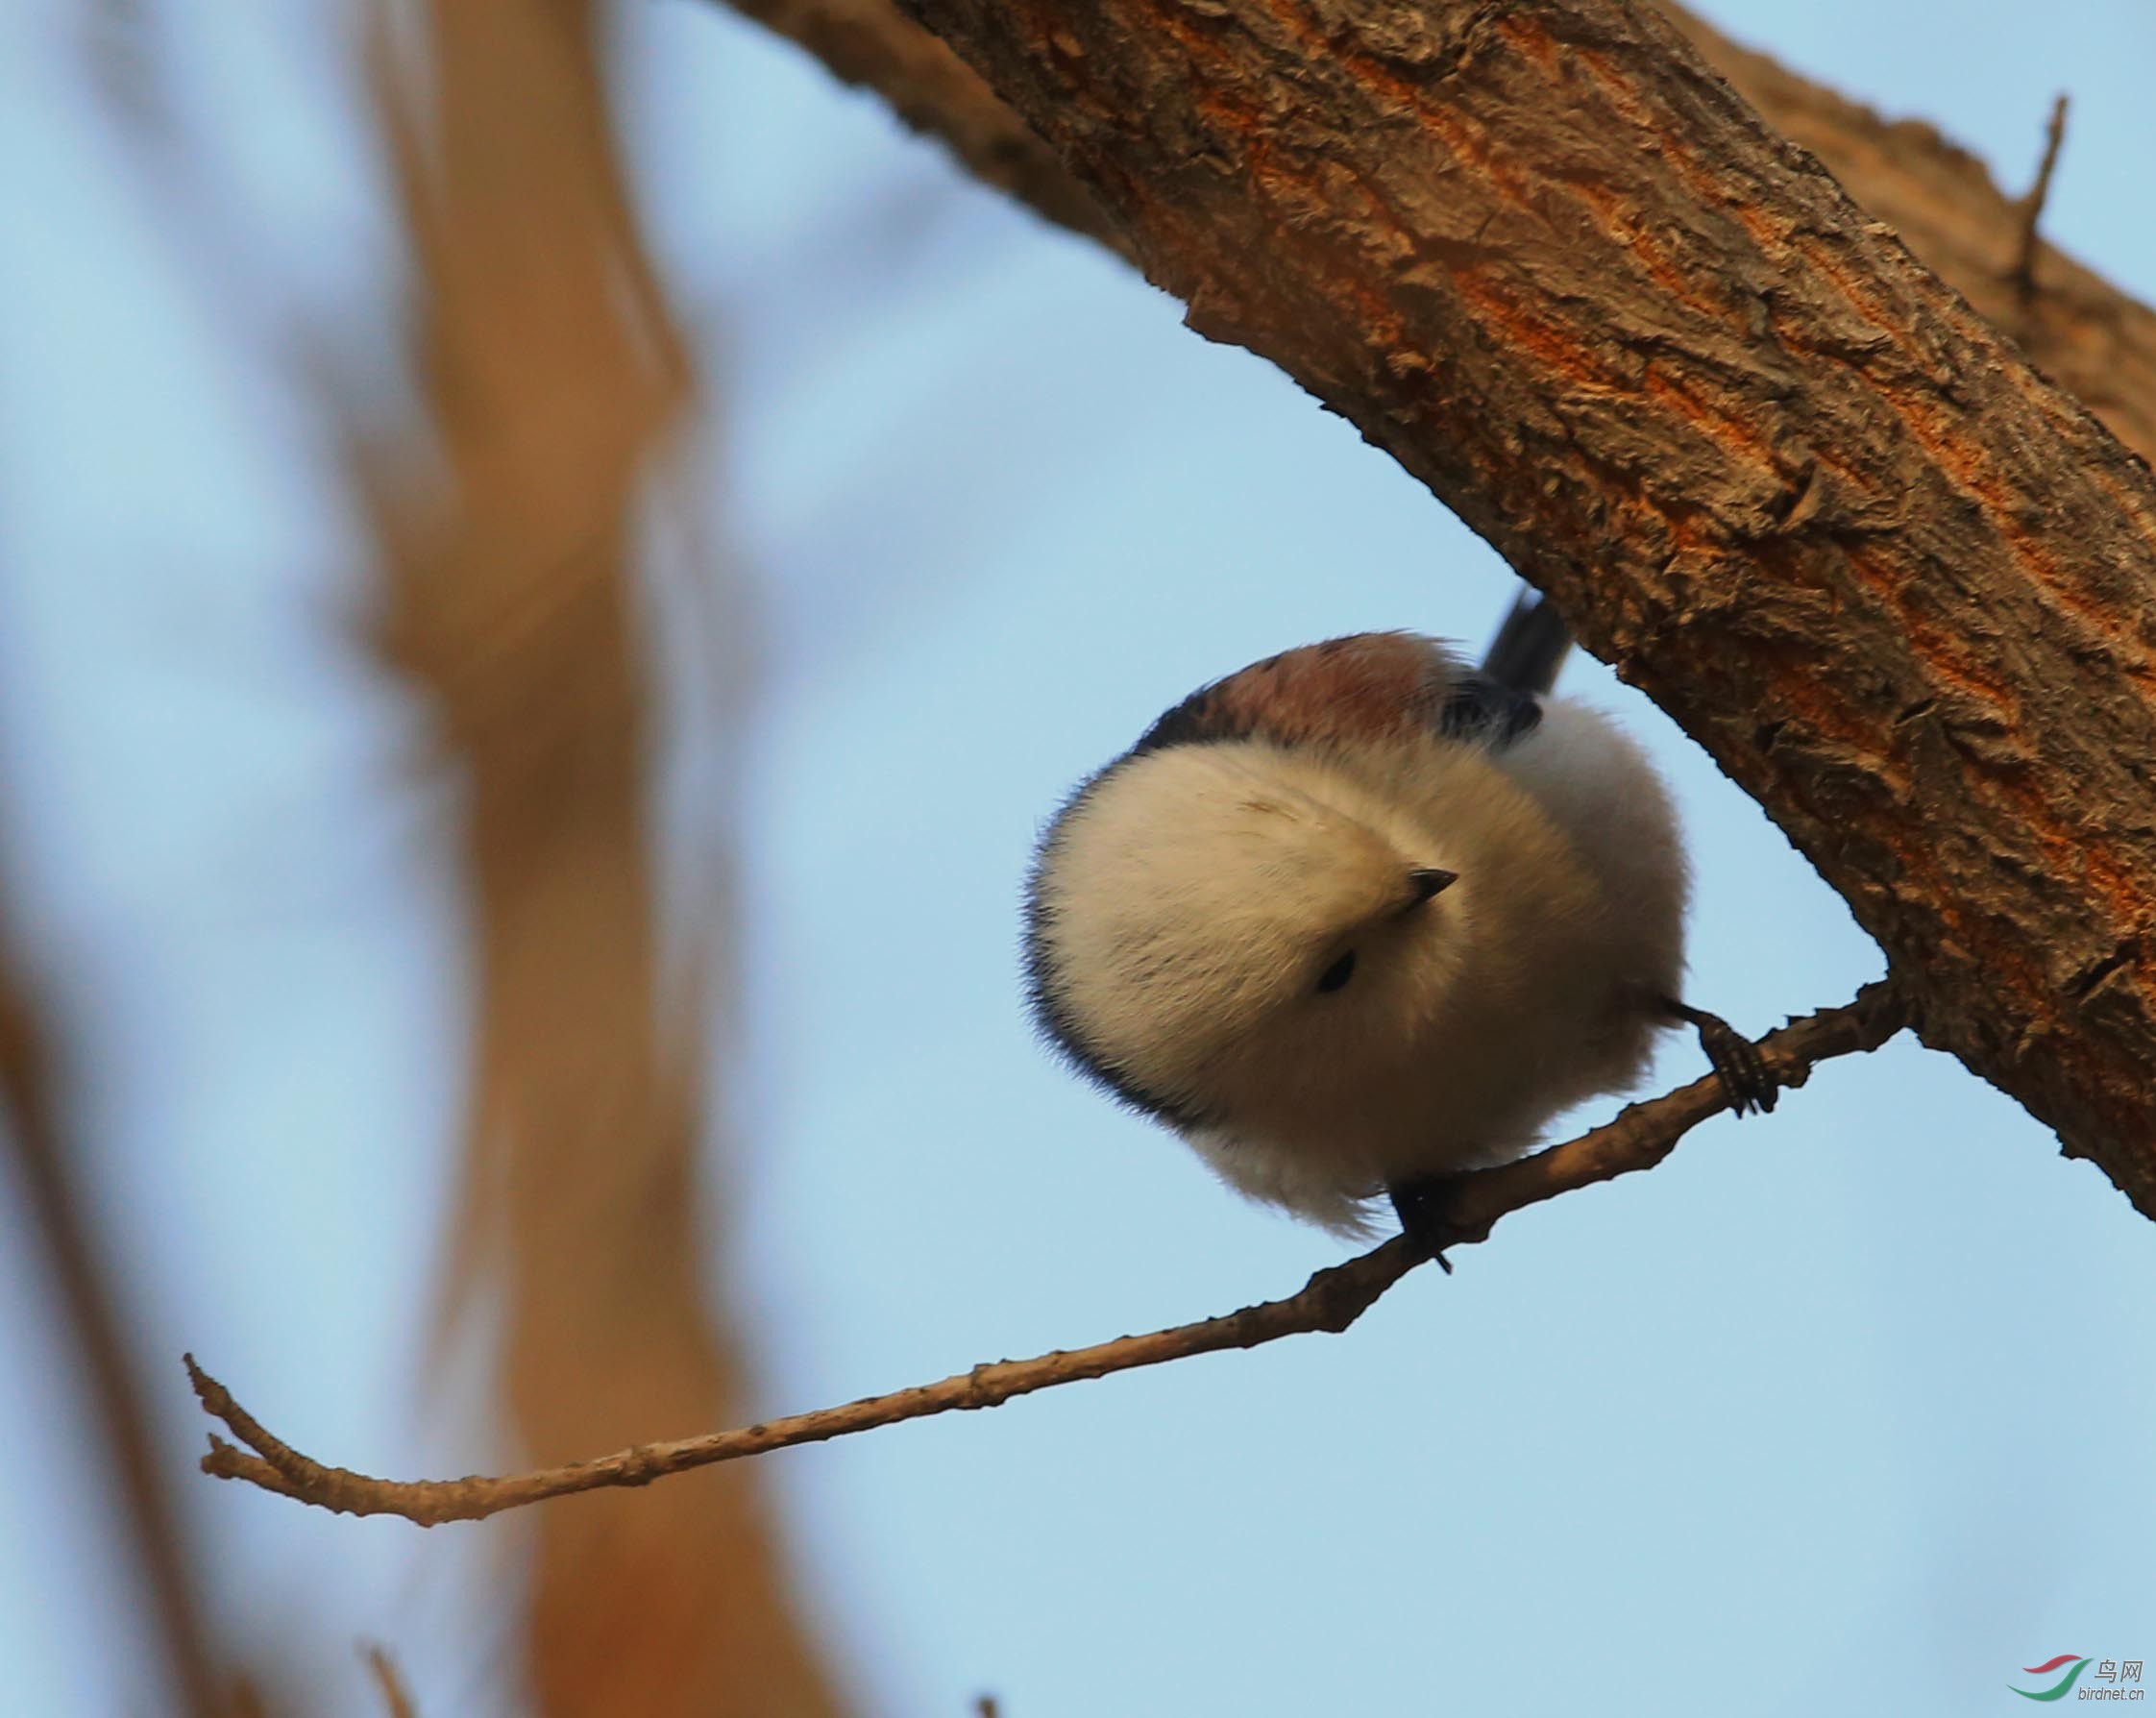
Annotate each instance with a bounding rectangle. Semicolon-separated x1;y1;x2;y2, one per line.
1403;867;1458;910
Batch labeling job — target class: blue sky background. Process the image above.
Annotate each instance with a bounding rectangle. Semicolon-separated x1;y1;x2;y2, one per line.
0;0;2151;1712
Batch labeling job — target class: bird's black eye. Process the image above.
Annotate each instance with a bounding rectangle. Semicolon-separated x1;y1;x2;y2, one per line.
1315;949;1358;994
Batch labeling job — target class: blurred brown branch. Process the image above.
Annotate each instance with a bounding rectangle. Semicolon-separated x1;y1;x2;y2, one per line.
0;957;234;1714
189;983;1907;1525
355;1;842;1711
361;1644;418;1718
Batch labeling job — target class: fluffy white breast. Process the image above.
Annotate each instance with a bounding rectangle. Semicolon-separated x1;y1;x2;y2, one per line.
1031;740;1451;1082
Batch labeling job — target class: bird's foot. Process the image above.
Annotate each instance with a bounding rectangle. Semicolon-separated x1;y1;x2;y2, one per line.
1387;1175;1467;1274
1660;996;1777;1116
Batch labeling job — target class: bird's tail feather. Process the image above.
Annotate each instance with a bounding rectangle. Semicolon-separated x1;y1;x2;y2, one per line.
1478;590;1572;695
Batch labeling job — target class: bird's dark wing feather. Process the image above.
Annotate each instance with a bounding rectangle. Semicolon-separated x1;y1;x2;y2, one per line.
1433;672;1543;747
1426;591;1572;746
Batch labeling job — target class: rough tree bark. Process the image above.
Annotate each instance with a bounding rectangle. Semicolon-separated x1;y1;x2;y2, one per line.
1665;8;2156;468
838;0;2156;1209
717;0;2156;473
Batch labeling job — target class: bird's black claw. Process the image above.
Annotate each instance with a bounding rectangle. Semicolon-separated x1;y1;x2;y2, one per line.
1662;998;1777;1116
1388;1176;1465;1273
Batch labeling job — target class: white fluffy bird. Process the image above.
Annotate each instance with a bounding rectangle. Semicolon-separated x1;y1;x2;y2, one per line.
1023;597;1772;1250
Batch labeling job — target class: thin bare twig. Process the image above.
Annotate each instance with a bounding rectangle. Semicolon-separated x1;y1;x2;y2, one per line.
2012;92;2070;301
188;982;1907;1527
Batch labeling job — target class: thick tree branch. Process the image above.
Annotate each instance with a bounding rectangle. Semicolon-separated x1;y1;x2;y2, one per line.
713;0;2156;1196
821;0;2156;1215
712;0;2156;472
707;0;2156;1202
188;985;1905;1525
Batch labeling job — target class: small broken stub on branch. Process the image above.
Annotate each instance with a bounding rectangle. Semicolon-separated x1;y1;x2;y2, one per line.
2011;92;2070;302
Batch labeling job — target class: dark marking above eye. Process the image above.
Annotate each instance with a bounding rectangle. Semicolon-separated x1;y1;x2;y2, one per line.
1315;949;1358;994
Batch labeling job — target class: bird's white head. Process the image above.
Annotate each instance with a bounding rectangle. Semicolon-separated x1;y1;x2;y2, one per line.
1025;737;1470;1133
